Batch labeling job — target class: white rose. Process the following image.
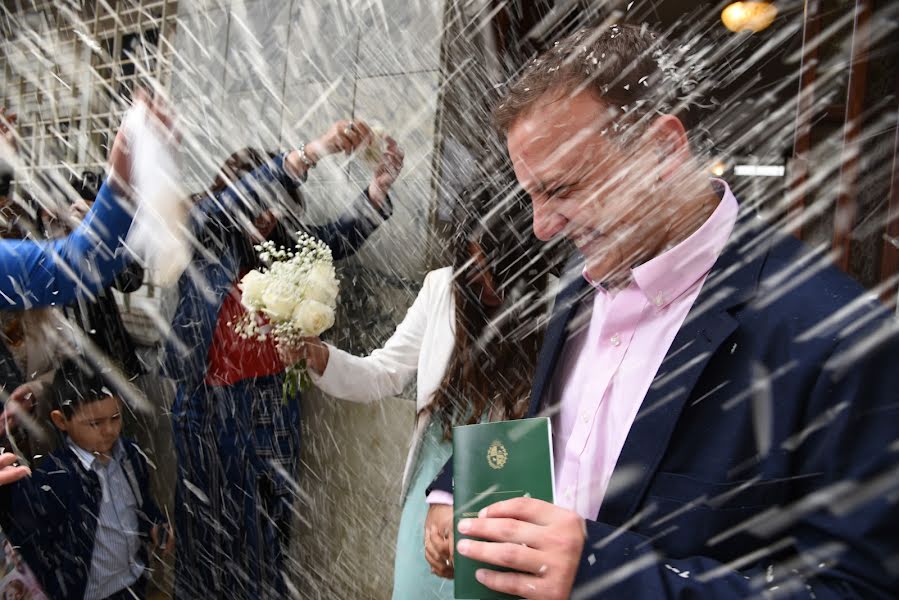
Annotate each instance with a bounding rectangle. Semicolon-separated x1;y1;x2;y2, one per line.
291;299;335;336
262;287;299;322
239;269;267;310
304;263;339;305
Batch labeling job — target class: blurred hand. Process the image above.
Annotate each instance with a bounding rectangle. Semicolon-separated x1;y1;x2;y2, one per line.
305;119;374;161
0;107;17;153
0;452;30;486
425;503;454;579
108;89;178;196
151;522;175;556
0;383;37;437
277;337;329;375
368;136;404;208
69;198;92;224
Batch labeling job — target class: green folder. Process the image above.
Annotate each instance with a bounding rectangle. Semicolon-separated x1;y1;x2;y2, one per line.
452;417;555;599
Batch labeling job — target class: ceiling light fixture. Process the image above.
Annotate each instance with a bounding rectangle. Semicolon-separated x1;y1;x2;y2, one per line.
721;2;778;33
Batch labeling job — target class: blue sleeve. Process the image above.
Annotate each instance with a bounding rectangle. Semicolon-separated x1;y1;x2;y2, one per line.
190;152;392;260
427;460;453;496
304;189;393;260
190;153;300;239
0;180;132;309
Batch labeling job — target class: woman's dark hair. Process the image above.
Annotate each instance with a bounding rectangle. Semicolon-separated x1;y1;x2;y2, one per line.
428;175;549;440
197;147;306;271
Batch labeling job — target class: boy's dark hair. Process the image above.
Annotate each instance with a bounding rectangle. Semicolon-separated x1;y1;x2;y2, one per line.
51;360;118;419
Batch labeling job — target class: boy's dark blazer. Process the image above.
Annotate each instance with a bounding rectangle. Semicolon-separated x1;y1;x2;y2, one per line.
0;437;163;600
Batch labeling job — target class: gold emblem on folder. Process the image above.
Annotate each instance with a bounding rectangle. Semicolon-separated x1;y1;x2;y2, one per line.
487;440;508;470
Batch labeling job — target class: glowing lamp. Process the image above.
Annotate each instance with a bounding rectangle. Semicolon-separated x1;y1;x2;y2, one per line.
721;2;777;33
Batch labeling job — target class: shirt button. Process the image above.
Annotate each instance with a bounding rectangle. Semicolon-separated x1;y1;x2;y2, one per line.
654;293;665;307
581;412;590;424
610;333;621;346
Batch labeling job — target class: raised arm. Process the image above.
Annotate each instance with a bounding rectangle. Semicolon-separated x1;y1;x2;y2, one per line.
0;180;132;308
0;94;173;309
302;135;403;260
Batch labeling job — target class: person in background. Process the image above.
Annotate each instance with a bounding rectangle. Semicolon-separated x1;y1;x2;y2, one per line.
164;120;404;599
0;359;173;600
56;172;145;381
280;175;550;599
0;95;172;310
0;183;72;466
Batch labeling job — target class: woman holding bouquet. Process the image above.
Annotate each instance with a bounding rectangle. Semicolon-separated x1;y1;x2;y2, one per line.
162;120;404;599
280;176;551;599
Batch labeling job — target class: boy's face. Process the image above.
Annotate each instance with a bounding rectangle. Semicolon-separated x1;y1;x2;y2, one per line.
52;395;123;458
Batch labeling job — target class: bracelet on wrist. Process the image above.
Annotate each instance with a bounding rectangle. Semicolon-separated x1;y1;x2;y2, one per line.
298;143;317;169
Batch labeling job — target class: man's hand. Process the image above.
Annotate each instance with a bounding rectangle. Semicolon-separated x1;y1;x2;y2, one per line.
69;198;92;225
367;136;404;208
456;498;586;600
0;383;37;437
276;337;330;375
108;89;177;197
425;503;454;578
0;452;30;486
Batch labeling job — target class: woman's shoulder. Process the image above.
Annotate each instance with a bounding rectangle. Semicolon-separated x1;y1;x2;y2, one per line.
425;266;453;285
420;267;454;301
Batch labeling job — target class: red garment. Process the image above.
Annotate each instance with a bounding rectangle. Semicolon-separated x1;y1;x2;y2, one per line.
205;277;283;386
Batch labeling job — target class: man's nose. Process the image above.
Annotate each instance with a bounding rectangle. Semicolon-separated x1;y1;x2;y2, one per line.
532;201;566;241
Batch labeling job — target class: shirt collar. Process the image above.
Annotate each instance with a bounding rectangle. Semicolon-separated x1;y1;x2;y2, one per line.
66;438;124;470
582;179;738;308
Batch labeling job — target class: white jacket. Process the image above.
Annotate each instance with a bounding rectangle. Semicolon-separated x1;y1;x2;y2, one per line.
310;267;456;501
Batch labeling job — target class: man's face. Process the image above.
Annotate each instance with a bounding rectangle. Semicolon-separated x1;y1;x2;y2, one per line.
56;395;123;458
508;91;667;282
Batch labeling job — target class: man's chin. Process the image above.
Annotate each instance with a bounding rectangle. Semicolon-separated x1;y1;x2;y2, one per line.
583;252;629;286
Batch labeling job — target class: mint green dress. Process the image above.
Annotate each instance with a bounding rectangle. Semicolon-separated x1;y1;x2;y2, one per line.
392;419;454;599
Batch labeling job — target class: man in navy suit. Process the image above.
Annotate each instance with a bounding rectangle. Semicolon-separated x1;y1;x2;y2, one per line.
425;24;899;599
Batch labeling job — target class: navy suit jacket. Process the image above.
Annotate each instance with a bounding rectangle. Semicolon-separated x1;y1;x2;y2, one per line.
0;437;164;600
431;215;899;598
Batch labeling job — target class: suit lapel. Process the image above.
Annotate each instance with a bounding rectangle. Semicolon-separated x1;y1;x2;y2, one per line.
597;216;769;524
528;256;590;417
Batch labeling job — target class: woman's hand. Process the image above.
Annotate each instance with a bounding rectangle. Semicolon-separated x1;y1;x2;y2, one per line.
277;337;330;375
424;503;455;578
307;119;374;161
368;136;404;208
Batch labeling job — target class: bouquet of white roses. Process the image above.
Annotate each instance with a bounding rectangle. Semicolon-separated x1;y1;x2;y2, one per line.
234;231;339;400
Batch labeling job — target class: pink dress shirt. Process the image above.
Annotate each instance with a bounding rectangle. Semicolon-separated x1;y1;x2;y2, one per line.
428;182;738;514
550;182;737;519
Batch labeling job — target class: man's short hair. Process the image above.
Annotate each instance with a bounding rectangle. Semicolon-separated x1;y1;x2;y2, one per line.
494;24;707;143
51;359;119;419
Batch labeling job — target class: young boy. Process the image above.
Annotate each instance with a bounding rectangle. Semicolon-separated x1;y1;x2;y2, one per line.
0;360;172;600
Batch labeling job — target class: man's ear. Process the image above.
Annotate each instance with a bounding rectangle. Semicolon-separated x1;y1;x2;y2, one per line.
50;410;67;431
646;115;690;181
